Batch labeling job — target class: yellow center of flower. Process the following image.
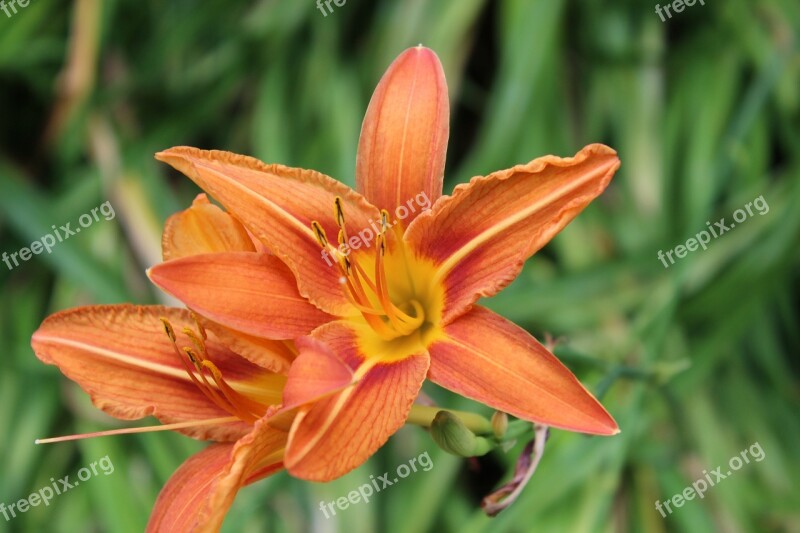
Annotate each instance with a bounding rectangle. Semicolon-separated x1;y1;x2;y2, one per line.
312;198;444;360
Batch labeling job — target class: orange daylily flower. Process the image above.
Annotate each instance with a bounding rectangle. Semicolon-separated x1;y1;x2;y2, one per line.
31;196;350;531
148;46;622;482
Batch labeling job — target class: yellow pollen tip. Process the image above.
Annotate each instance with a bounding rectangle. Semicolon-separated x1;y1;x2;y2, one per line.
190;312;207;339
311;221;329;247
183;347;200;368
334;196;345;227
160;317;176;342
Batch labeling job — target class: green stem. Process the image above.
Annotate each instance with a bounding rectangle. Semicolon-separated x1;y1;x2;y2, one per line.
406;405;493;435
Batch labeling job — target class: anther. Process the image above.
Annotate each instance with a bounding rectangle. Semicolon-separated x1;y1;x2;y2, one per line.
190;312;207;340
311;221;329;247
334;197;346;227
183;347;201;369
183;327;206;356
160;318;176;342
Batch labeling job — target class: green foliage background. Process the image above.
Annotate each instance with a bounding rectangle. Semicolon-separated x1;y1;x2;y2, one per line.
1;0;799;531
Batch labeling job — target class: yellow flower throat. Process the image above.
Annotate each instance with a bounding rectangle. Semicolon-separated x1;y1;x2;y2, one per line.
312;198;443;353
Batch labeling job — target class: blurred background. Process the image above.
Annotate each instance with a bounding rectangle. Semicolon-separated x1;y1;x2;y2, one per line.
1;0;799;531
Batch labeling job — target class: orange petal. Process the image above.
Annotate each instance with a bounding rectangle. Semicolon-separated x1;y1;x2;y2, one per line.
162;193;257;261
156;147;380;316
146;417;286;533
356;46;449;226
148;252;333;340
31;305;277;441
427;306;618;435
199;319;296;374
405;144;620;323
282;335;355;410
284;322;430;481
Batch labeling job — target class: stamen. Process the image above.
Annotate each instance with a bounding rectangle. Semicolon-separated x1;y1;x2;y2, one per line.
191;312;208;340
380;209;390;231
334;197;355;268
183;327;206;355
342;274;398;338
375;234;420;334
162;319;176;342
183;347;238;415
311;199;427;341
200;360;263;423
34;417;239;444
334;196;346;228
352;260;378;294
311;221;329;247
160;317;270;423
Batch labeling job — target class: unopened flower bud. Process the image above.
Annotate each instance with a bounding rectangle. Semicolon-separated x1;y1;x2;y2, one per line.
491;411;509;438
430;410;494;457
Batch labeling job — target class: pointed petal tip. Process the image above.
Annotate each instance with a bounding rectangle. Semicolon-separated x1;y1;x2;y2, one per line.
596;421;621;436
154;146;191;162
547;416;619;437
399;45;444;71
154;148;177;163
154;147;202;182
540;410;619;437
583;142;618;156
565;403;619;436
584;413;620;436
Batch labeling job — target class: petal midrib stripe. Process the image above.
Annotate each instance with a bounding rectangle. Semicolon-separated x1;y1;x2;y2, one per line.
35;335;266;397
442;335;608;428
431;162;611;285
287;358;378;464
394;54;419;209
196;161;318;248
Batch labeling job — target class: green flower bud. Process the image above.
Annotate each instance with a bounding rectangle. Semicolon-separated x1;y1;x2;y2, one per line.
491;411;509;438
431;410;495;457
